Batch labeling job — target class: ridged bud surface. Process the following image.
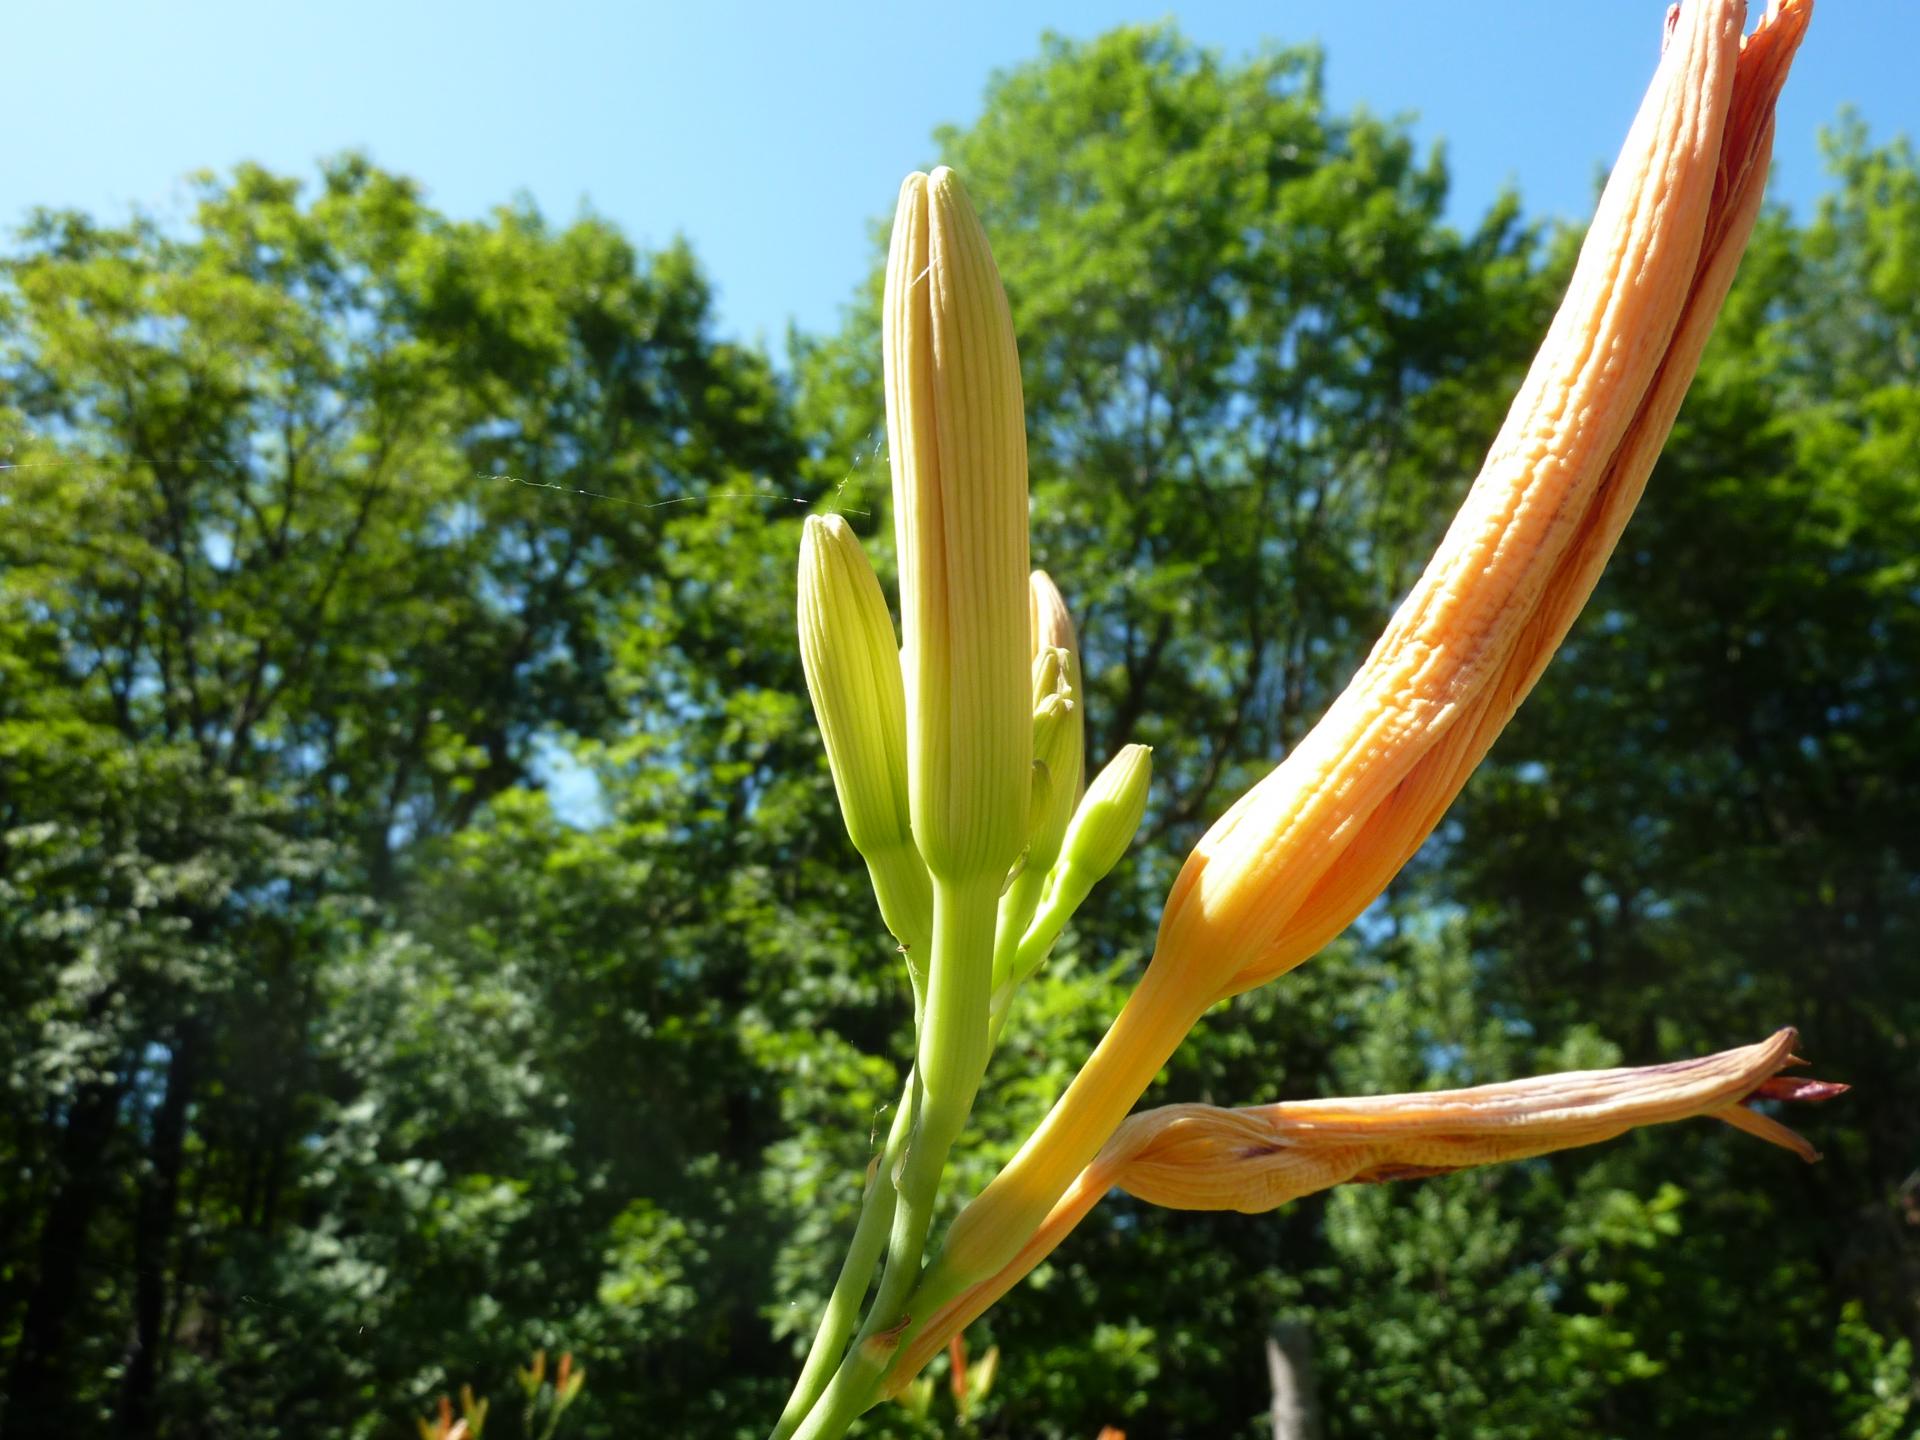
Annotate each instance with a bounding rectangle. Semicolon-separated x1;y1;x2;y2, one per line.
797;514;932;951
884;167;1032;884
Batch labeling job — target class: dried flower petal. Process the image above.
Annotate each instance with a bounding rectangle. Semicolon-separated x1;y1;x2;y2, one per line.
886;1029;1841;1393
925;0;1813;1308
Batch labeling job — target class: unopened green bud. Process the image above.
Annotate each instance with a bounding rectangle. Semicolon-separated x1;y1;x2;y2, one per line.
1029;572;1084;811
884;167;1031;885
1003;744;1152;997
1025;755;1054;853
797;514;933;954
1025;648;1080;875
1052;743;1151;901
991;646;1083;995
1031;645;1065;708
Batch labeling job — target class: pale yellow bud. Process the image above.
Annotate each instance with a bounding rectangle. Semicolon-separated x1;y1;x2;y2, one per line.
797;514;932;954
1026;647;1081;873
884;167;1032;884
1029;571;1078;668
1028;572;1084;809
1030;645;1066;709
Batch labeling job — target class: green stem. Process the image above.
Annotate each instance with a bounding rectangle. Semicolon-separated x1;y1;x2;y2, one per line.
985;868;1081;1048
769;1063;921;1440
990;866;1045;995
788;874;1000;1440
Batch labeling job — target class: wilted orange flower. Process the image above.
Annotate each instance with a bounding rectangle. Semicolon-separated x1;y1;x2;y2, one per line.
922;0;1815;1311
776;3;1829;1432
886;1030;1844;1392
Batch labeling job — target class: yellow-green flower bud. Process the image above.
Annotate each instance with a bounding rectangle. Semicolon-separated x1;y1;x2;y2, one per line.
884;167;1031;885
1025;648;1081;876
1029;572;1084;811
1046;743;1150;915
797;513;933;954
990;646;1083;995
1030;644;1066;706
1002;744;1152;999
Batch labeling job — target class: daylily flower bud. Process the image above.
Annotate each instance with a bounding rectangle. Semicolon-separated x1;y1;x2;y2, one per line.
992;646;1085;995
1029;571;1085;807
884;167;1032;885
1049;743;1151;905
1157;0;1813;1008
1104;1029;1840;1213
993;744;1152;1009
797;514;933;954
885;1029;1843;1393
1026;647;1081;870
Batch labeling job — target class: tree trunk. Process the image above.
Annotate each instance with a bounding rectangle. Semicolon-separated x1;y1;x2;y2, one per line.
5;1076;126;1436
1266;1321;1321;1440
118;1027;202;1438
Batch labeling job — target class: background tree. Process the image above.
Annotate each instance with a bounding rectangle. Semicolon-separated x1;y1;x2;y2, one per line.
0;156;806;1435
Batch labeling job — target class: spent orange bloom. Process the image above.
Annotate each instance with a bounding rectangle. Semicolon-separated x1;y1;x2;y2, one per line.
921;0;1813;1327
886;1030;1844;1392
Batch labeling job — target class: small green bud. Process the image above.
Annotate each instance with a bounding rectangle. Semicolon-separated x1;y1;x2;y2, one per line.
1050;743;1151;902
797;513;933;954
1025;647;1081;876
999;744;1152;1001
991;643;1083;994
1029;572;1084;811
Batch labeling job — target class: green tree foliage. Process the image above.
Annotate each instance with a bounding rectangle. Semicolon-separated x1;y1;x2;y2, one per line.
2;27;1914;1440
0;157;804;1435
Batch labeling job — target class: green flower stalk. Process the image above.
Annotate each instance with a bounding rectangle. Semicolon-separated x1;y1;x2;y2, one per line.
788;167;1038;1440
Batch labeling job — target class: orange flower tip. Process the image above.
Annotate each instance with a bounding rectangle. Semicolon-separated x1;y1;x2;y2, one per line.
1714;1098;1826;1163
1733;0;1813;122
1745;1076;1849;1105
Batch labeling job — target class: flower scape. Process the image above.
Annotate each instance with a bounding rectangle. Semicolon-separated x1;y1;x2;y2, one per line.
773;3;1834;1436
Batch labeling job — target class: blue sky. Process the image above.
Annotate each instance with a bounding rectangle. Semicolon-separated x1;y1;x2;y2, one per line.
7;3;1915;355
